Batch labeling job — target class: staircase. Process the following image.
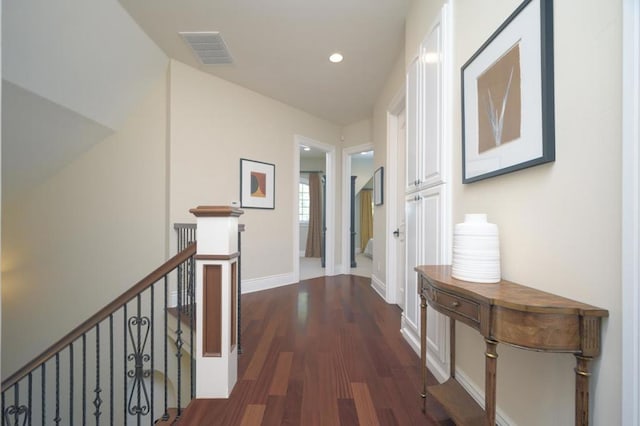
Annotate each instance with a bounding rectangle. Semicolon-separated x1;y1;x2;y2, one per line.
2;206;245;426
2;244;197;426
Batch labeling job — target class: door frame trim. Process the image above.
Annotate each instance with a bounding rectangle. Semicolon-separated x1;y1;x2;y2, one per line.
341;142;374;274
293;135;336;282
385;87;406;304
622;0;640;423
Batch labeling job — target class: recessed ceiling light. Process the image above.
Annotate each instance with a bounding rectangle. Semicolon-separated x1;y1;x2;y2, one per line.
329;53;344;63
301;145;311;151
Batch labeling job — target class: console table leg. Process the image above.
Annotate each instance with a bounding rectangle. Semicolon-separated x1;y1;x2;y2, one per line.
420;296;427;412
485;338;498;426
575;355;592;426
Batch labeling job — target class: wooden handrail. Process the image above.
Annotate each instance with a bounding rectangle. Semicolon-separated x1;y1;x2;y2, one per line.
2;243;198;392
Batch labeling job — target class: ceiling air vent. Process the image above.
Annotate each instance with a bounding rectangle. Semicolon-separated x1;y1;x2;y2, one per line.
179;31;233;65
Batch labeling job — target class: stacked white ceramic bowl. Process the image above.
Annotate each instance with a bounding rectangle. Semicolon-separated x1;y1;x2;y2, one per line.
451;214;501;283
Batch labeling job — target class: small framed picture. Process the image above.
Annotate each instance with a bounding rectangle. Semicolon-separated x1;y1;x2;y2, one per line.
374;166;384;206
240;158;275;209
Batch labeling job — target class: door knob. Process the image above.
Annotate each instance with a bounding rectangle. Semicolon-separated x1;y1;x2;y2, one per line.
393;228;400;237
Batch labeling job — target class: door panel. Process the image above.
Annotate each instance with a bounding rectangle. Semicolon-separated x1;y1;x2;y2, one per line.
404;194;420;330
406;57;420;192
421;22;443;187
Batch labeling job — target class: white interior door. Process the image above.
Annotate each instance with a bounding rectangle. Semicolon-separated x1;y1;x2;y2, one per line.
396;108;407;309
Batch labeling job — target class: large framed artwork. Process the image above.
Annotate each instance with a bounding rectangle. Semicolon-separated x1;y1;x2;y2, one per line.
461;0;555;183
240;158;275;209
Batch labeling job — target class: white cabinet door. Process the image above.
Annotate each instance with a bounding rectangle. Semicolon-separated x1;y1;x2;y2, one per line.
402;187;447;361
404;192;421;333
418;187;445;359
406;57;420;193
420;21;443;188
403;187;442;324
400;4;451;371
406;21;444;193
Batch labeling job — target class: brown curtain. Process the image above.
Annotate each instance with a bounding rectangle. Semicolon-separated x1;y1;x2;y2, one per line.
359;189;373;251
305;173;322;257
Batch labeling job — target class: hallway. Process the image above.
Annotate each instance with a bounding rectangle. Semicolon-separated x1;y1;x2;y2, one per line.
178;275;452;425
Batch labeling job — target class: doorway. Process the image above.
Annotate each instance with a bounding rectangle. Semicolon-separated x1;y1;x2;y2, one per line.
294;135;335;282
342;143;374;278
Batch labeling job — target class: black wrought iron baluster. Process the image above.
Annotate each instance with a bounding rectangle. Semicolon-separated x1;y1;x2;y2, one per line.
162;276;169;421
150;286;155;425
94;323;103;424
124;304;128;426
176;270;183;418
137;295;141;426
177;261;184;316
127;295;151;421
28;373;32;426
190;255;195;400
110;314;114;426
54;353;60;425
82;334;86;425
69;343;73;425
3;382;29;426
137;295;142;426
40;364;45;426
109;314;113;425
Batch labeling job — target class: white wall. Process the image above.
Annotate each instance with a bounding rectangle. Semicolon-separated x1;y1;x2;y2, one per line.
351;156;375;195
343;119;372;148
406;0;622;424
1;74;169;378
168;60;342;281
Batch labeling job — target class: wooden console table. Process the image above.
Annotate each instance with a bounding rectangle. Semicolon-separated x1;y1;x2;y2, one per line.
416;265;608;426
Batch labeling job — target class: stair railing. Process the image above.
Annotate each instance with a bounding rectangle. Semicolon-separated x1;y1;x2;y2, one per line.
1;243;197;426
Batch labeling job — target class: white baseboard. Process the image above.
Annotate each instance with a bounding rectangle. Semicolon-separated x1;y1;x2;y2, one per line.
371;274;386;299
241;272;296;294
400;317;421;355
454;368;514;426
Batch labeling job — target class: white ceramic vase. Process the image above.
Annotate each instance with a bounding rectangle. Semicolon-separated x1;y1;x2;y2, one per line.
451;214;501;283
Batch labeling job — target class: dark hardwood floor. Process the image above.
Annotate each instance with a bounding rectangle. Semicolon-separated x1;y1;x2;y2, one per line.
178;275;453;425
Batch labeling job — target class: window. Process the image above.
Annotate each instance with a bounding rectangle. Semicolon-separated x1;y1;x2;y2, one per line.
299;181;310;222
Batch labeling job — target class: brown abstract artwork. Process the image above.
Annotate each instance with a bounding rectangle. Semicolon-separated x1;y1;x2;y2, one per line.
477;43;522;154
250;172;266;198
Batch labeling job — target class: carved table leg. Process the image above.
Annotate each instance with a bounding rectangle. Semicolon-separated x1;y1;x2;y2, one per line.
485;338;498;426
575;355;592;426
450;318;456;379
420;296;427;412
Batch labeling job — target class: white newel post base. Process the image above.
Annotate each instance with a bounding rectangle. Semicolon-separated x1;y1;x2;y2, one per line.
190;206;244;398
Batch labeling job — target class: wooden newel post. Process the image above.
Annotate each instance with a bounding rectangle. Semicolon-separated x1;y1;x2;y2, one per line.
190;205;244;398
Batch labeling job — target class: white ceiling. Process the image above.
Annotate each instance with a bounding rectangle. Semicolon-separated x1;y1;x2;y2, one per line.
117;0;411;125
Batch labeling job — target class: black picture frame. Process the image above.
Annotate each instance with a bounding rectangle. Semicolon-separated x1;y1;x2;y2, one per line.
461;0;555;183
240;158;275;209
